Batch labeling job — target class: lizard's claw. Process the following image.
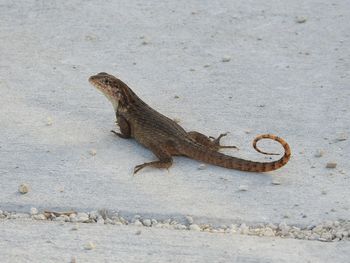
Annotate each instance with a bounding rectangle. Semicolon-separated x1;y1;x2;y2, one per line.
133;164;146;175
111;130;130;139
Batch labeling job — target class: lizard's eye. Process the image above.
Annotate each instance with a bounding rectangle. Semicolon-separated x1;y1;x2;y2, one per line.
103;79;110;85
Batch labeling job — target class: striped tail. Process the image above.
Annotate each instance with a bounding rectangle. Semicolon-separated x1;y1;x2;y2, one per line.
182;134;291;172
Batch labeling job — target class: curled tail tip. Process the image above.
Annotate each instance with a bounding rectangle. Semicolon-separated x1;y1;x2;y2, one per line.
252;133;291;169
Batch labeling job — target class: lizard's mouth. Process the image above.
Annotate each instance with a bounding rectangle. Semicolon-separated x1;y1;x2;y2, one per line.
89;77;119;111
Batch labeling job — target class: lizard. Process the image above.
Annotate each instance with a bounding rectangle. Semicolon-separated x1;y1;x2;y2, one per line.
89;72;291;174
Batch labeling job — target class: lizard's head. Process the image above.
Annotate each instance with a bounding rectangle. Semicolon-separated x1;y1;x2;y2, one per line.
89;72;130;111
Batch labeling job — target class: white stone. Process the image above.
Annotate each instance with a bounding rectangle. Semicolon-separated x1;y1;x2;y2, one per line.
96;217;105;224
222;56;231;62
84;241;96;250
76;212;89;223
189;224;201;231
185;216;194;224
313;225;324;234
238;185;248;191
89;211;99;220
263;227;275;237
279;222;290;235
198;164;206;170
89;149;97;156
71;225;79;231
175;224;187;230
314;149;324;157
323;220;333;229
33;214;46;220
142;219;152;227
320;232;333;241
18;183;29;194
133;220;143;227
30;207;38;215
239;223;249;234
336;132;348;141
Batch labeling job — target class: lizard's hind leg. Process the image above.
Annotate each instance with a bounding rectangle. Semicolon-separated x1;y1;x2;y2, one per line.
133;145;173;174
188;131;238;151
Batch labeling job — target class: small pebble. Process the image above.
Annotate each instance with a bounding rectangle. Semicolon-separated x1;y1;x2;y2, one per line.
76;212;90;223
46;117;53;126
271;179;282;185
71;225;79;231
295;16;307;23
133;220;143;227
336;132;348;141
89;149;97;156
283;213;291;219
135;230;142;235
142;219;152;227
96;217;104;224
238;185;248;191
222;56;231;62
314;149;324;158
239;223;249;234
18;183;29;194
84;241;96;250
174;95;180;99
279;222;290;235
33;214;46;220
203;64;210;68
53;216;66;222
175;224;187;230
189;224;201;231
313;225;323;234
326;162;337;168
263;227;275;237
198;164;207;170
30;207;38;215
320;232;332;241
185;215;194;224
71;256;77;263
89;211;99;220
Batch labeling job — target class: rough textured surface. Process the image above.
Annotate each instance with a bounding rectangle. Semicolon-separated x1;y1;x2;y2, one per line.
1;219;350;263
0;0;349;261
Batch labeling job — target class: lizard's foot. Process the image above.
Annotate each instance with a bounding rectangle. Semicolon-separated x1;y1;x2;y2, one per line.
110;130;129;139
189;131;238;151
133;159;173;175
209;133;239;150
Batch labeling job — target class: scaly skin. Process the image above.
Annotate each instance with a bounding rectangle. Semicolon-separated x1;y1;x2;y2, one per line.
89;72;291;174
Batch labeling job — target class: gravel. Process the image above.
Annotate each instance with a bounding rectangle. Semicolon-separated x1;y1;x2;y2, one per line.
2;208;347;242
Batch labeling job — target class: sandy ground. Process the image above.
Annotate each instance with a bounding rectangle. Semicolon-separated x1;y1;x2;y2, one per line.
0;0;349;262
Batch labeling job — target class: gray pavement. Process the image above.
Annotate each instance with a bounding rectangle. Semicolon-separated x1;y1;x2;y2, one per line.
0;0;349;262
1;219;349;263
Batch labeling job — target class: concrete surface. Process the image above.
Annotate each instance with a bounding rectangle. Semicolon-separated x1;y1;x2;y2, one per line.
0;0;349;262
1;219;349;263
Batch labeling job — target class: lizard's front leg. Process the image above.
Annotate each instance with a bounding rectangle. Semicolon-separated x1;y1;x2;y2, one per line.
188;131;238;151
111;115;131;139
133;144;173;174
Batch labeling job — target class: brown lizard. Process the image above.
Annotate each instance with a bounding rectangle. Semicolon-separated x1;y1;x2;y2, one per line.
89;72;291;174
